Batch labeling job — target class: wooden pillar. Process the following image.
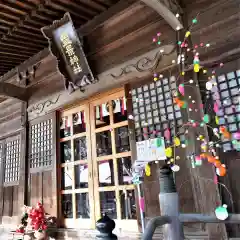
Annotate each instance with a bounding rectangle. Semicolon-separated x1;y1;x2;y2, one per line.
19;102;28;209
183;70;227;239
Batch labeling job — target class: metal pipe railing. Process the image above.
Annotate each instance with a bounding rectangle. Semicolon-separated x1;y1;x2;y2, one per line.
142;214;240;240
142;216;171;240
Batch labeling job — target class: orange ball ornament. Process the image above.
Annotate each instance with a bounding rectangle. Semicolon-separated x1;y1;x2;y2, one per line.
207;155;216;163
216;164;226;177
214;160;221;168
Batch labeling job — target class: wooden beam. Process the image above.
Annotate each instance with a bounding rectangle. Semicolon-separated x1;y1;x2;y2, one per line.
0;82;27;101
139;0;183;30
0;41;42;51
1;38;46;49
79;0;137;35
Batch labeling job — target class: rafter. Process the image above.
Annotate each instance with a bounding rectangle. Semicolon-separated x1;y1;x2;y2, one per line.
140;0;183;30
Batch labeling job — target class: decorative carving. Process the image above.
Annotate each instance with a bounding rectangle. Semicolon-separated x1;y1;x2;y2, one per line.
109;46;176;79
28;94;61;115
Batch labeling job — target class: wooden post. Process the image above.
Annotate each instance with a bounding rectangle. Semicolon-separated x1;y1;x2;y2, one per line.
183;71;228;239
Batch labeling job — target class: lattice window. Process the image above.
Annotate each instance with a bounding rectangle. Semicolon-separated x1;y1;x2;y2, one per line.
4;137;20;183
29;119;53;168
211;69;240;151
131;76;184;142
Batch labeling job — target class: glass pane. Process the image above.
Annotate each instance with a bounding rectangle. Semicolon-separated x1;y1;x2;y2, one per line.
115;126;130;153
76;193;90;219
74;136;87;161
60;141;71;163
96;131;112;157
113;98;127;123
117;157;132;185
62;194;73;218
60;116;71;138
100;191;117;219
72;111;86;134
75;164;88;189
120;190;136;219
95;102;110;128
61;166;73;190
98;160;114;187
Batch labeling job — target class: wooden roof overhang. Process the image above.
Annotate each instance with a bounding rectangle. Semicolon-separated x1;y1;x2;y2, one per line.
0;0;123;77
0;0;239;102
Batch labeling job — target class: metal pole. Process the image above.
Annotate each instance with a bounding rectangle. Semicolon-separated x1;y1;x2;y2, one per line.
137;183;146;233
159;165;184;240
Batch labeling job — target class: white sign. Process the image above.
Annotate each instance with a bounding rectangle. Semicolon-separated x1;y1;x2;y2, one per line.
135;138;166;168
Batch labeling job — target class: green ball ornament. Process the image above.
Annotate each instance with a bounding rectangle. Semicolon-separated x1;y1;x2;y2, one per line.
215;204;228;220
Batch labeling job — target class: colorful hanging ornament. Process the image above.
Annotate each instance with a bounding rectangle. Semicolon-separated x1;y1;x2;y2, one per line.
216;164;227;176
215;116;219;125
206;81;213;90
195;156;202;166
193;55;200;73
215;204;228;220
145;163;151;176
178;84;185;96
185;31;191;38
203;114;210;123
164;128;171;141
165;147;173;158
233;132;240;140
174;137;181;146
213;102;219;113
219;126;231;139
171;165;180;172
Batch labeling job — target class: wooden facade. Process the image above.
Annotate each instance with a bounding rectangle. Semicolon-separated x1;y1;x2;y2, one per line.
0;0;239;239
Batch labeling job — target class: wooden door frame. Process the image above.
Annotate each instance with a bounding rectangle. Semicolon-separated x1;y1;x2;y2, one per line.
58;87;139;231
58;104;95;229
89;88;138;231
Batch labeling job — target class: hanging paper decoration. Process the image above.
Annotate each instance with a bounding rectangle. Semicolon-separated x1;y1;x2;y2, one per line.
178;84;185;96
174;137;181;146
145;163;151;176
164;128;171;141
165;147;173;158
215;116;219;125
203;114;210;123
193;55;200;73
213;102;219;113
195;156;202;166
215;204;228;220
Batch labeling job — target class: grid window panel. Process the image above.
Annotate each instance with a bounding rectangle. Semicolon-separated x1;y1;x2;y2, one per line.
4;138;20;183
29;119;53;168
211;68;240;151
131;76;184;142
